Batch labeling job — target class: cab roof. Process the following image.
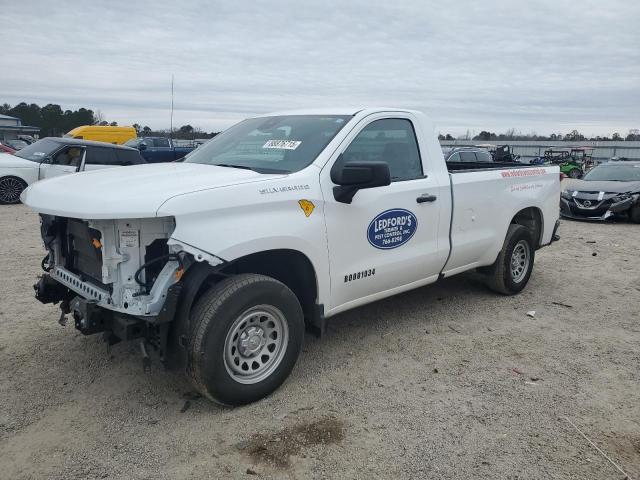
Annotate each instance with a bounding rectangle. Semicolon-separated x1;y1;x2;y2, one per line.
257;107;422;117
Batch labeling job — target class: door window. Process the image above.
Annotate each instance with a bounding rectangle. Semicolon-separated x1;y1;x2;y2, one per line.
115;150;144;165
342;118;423;181
459;151;476;162
52;146;83;167
152;138;170;148
475;150;492;162
85;146;118;165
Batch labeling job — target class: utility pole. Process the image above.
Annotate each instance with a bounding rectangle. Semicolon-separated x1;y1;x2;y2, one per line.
170;74;174;139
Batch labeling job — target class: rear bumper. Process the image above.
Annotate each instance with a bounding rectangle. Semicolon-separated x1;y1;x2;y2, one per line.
540;219;560;247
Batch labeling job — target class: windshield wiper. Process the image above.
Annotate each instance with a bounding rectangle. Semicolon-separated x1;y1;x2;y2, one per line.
216;163;255;171
215;163;288;174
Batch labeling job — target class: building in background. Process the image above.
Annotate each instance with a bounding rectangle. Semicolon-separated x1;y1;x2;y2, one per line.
0;114;39;141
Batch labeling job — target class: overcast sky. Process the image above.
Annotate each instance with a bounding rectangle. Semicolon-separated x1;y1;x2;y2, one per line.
2;0;639;136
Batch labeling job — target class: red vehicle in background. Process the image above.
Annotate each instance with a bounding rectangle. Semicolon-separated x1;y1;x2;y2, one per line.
0;143;17;154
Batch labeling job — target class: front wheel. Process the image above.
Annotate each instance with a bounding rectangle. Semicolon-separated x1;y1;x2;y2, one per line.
481;224;535;295
188;273;304;406
0;176;27;205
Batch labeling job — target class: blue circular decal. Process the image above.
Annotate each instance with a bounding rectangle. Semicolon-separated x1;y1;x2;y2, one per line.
367;208;418;249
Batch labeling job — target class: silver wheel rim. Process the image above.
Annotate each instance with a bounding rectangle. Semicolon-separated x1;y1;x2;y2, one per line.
510;240;530;283
0;177;24;203
223;304;289;385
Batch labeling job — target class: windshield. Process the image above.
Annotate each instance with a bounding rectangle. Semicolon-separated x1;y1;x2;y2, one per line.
124;138;144;148
14;139;61;162
184;115;352;173
583;164;640;182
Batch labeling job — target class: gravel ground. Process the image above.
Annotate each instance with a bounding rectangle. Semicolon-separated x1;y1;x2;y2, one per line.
0;203;639;480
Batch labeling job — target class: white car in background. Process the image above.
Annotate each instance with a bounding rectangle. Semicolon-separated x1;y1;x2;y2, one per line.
0;138;145;204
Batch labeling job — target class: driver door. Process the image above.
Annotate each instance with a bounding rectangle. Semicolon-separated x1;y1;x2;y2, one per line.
320;113;449;313
39;146;85;180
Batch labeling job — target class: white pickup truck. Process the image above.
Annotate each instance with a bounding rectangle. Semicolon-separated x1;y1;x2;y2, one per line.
23;108;560;405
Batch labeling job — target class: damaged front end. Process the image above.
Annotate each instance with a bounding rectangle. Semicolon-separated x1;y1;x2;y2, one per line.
560;190;639;221
34;214;196;364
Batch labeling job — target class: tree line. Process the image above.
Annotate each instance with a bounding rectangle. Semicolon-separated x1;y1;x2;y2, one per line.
4;101;638;142
439;128;640;142
0;102;218;139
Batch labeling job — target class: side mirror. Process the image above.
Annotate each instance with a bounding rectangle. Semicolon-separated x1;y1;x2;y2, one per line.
138;142;147;151
330;158;391;204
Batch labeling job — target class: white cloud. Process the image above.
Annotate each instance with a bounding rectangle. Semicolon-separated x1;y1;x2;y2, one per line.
2;0;639;135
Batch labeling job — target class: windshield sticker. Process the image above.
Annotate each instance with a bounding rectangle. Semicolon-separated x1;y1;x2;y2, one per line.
33;152;46;157
367;209;418;250
263;140;302;150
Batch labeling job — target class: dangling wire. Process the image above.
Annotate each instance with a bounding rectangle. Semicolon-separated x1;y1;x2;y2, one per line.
41;253;52;272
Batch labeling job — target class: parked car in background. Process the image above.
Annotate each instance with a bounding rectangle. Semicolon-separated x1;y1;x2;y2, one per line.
476;144;520;162
17;135;37;144
0;138;145;204
444;146;494;163
0;142;17;154
64;125;137;145
560;160;640;222
4;139;29;151
125;137;196;163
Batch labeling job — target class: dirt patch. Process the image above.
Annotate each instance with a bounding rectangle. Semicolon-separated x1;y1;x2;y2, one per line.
241;416;345;468
604;432;640;466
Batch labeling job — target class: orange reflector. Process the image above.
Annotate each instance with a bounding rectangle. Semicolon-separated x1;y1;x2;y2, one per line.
91;238;102;249
175;267;185;281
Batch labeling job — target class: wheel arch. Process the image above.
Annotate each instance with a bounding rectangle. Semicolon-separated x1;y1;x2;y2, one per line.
219;249;320;326
165;248;322;370
510;206;543;248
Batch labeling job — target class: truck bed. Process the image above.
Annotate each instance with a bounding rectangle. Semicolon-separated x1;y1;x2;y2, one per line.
446;161;530;172
442;163;560;276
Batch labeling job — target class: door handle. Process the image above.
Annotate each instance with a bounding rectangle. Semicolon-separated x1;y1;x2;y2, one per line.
417;194;437;203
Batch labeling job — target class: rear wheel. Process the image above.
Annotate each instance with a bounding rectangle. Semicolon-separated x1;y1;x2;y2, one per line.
482;224;535;295
188;273;304;406
0;176;27;204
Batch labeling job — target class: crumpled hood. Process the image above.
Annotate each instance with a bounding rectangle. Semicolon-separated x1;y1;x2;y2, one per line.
568;180;640;195
22;162;285;219
0;153;38;168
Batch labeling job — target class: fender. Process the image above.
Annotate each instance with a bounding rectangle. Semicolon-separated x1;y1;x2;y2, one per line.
163;249;326;371
164;261;225;370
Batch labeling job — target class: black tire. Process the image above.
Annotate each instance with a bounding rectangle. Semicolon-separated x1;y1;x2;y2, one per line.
0;176;27;205
482;224;535;295
188;273;304;406
630;204;640;224
568;168;581;179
